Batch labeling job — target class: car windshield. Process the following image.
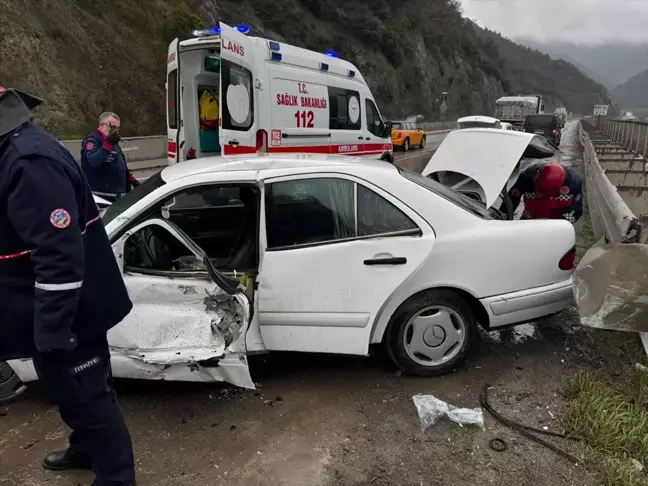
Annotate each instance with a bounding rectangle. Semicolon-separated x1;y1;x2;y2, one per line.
101;172;166;226
398;168;494;220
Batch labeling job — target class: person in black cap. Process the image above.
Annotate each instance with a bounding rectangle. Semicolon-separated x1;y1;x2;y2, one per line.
0;86;136;485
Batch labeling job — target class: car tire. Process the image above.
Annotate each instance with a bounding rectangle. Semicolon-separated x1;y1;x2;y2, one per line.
0;361;27;405
403;138;410;152
386;289;477;377
420;136;426;149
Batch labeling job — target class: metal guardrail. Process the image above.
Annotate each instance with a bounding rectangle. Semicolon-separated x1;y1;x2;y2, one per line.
598;119;648;160
578;122;641;244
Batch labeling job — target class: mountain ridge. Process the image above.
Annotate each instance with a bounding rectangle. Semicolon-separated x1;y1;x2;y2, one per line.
0;0;610;137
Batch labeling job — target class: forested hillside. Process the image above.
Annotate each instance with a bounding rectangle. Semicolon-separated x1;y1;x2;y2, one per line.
0;0;610;137
613;68;648;114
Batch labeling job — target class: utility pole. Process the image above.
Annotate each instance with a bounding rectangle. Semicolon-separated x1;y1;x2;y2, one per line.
440;91;448;129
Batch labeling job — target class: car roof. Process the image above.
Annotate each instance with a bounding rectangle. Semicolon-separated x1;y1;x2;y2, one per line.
457;115;499;124
160;154;398;183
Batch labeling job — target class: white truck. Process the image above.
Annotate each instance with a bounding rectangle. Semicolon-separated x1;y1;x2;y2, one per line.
495;95;544;130
166;22;393;164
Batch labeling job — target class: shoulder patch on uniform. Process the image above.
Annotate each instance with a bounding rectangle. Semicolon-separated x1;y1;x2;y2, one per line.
86;141;94;150
559;185;570;195
50;208;71;229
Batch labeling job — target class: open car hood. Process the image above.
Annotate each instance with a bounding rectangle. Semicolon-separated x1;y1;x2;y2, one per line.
422;129;555;207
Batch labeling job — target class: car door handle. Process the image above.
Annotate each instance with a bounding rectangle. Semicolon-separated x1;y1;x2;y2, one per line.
228;140;240;146
358;136;364;140
364;257;407;265
365;137;371;140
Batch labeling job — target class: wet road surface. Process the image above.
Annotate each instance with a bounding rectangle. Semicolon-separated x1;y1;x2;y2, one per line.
1;124;598;486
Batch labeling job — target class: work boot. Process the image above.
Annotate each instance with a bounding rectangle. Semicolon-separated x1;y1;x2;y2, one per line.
43;448;93;471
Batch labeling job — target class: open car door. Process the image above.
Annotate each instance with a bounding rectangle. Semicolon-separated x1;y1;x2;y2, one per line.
167;38;182;164
109;218;255;389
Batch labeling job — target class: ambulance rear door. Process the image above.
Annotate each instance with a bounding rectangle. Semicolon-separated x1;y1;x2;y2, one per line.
266;53;331;155
327;74;365;157
166;38;182;164
219;22;258;155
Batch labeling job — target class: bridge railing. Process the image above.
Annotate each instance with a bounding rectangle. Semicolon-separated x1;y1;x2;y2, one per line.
598;119;648;160
575;121;648;349
579;121;642;244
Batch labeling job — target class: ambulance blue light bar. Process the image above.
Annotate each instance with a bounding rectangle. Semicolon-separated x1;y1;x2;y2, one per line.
235;24;251;34
193;26;221;37
192;24;251;37
268;41;281;51
324;49;339;58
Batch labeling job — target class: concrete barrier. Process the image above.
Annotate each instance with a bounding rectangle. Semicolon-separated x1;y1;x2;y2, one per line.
61;135;167;171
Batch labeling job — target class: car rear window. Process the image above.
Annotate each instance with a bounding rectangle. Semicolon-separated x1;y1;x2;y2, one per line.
525;115;556;128
392;122;403;129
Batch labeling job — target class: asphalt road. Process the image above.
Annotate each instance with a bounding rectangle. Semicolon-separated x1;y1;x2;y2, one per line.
0;125;600;486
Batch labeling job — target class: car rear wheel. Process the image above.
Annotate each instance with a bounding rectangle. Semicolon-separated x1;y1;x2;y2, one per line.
386;290;477;376
0;361;27;405
403;138;410;151
420;136;426;149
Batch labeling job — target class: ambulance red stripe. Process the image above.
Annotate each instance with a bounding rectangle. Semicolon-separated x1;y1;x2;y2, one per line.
223;143;392;157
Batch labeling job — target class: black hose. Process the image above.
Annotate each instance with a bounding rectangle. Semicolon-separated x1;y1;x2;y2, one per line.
479;384;582;464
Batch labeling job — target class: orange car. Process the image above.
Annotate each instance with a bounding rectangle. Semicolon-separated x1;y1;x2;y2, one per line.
391;121;426;151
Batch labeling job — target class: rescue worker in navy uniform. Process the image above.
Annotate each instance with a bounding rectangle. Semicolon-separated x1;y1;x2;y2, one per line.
81;112;139;203
507;162;583;223
0;86;136;485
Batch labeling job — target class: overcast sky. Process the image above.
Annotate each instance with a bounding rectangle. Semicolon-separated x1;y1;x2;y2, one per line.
459;0;648;44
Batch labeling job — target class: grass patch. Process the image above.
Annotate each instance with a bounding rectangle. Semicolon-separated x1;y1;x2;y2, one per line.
563;367;648;485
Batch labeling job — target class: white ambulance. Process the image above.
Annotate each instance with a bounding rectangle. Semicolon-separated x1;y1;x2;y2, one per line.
166;22;394;164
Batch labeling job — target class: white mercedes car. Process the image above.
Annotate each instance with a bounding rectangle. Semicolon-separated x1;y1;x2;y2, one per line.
4;129;575;394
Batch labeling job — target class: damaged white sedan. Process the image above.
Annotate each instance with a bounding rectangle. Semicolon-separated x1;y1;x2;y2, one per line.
5;130;576;392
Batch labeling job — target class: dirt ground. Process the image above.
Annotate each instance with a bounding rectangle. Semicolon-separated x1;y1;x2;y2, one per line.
0;123;642;486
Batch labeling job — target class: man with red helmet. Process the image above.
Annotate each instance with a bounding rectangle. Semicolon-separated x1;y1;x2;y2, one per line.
507;162;583;223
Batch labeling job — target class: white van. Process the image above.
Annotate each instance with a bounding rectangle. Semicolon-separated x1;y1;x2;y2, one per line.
166;22;393;164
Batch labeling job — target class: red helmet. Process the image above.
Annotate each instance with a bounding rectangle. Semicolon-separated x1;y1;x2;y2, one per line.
534;163;566;196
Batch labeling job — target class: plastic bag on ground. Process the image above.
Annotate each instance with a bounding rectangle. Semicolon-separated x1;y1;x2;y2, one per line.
413;394;485;432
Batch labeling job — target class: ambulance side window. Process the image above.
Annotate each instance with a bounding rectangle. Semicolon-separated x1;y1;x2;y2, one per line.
328;87;361;131
365;99;385;138
221;59;254;131
168;69;178;130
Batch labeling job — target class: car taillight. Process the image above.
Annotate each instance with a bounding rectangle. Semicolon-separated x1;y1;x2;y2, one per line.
256;129;268;154
395;131;403;138
559;246;576;270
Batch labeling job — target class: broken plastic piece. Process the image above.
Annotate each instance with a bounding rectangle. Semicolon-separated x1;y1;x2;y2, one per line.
412;394;485;432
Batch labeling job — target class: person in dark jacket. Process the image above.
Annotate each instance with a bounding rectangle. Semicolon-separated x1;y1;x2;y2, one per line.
0;86;135;485
81;112;139;203
506;161;583;223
